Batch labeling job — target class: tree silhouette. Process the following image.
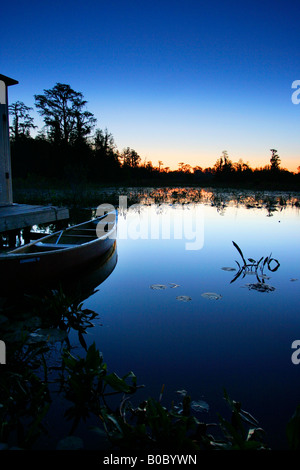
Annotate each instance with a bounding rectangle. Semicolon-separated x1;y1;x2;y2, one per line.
92;128;119;179
121;147;141;168
34;83;96;145
213;151;232;174
8;101;36;140
270;149;281;171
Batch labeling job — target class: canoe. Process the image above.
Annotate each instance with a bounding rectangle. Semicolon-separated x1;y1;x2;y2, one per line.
0;210;117;289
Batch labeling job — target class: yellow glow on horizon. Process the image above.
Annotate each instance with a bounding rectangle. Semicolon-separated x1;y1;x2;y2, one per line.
139;149;299;173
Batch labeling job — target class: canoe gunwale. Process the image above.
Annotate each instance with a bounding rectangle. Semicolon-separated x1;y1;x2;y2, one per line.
2;211;117;259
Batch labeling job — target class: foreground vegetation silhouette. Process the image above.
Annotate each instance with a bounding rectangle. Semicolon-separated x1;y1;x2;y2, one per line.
0;288;300;451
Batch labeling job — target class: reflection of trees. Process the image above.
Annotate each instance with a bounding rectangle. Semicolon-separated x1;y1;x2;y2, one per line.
135;188;299;216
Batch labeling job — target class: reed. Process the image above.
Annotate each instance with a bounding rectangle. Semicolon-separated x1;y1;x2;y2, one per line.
231;241;280;285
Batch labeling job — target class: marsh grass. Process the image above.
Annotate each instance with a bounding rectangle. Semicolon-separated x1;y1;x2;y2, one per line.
13;180;300;212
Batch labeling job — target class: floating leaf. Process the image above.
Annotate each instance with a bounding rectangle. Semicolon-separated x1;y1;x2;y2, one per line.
176;295;192;302
290;278;298;282
221;267;236;272
169;283;180;288
150;284;167;290
176;389;188;396
201;292;222;300
191;400;210;413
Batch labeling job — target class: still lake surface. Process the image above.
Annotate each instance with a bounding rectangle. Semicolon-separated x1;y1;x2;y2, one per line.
3;187;300;449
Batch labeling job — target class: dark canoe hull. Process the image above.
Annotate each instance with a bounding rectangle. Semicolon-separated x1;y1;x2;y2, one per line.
0;214;117;290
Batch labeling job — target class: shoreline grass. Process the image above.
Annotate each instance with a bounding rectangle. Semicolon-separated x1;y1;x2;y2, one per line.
12;179;300;211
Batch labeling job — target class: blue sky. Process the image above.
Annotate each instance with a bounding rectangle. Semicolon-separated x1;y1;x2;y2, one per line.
1;0;300;171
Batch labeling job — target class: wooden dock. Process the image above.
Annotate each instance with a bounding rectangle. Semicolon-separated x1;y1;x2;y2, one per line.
0;203;69;233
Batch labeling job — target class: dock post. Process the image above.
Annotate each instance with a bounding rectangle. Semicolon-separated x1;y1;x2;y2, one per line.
0;74;18;207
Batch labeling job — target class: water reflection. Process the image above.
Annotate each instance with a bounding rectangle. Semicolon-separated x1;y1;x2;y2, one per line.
60;241;118;303
1;188;300;450
82;195;300;450
0;242;118;448
120;187;300;215
1;240;117;301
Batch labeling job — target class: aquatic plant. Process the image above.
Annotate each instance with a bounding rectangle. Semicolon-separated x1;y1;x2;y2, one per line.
0;287;99;449
0;292;269;451
0;314;51;449
92;377;269;451
2;286;300;451
230;241;280;286
26;286;99;351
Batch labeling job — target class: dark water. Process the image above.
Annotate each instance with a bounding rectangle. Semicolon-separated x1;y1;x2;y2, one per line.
83;191;300;450
1;188;300;450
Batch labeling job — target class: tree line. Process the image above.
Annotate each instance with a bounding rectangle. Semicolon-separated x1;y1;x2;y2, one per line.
9;83;300;189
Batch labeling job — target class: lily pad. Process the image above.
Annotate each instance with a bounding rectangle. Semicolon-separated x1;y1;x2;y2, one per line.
245;283;275;293
176;295;192;302
221;267;236;272
201;292;222;300
150;284;167;290
290;278;298;282
169;283;180;288
176;389;188;396
191;400;210;413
